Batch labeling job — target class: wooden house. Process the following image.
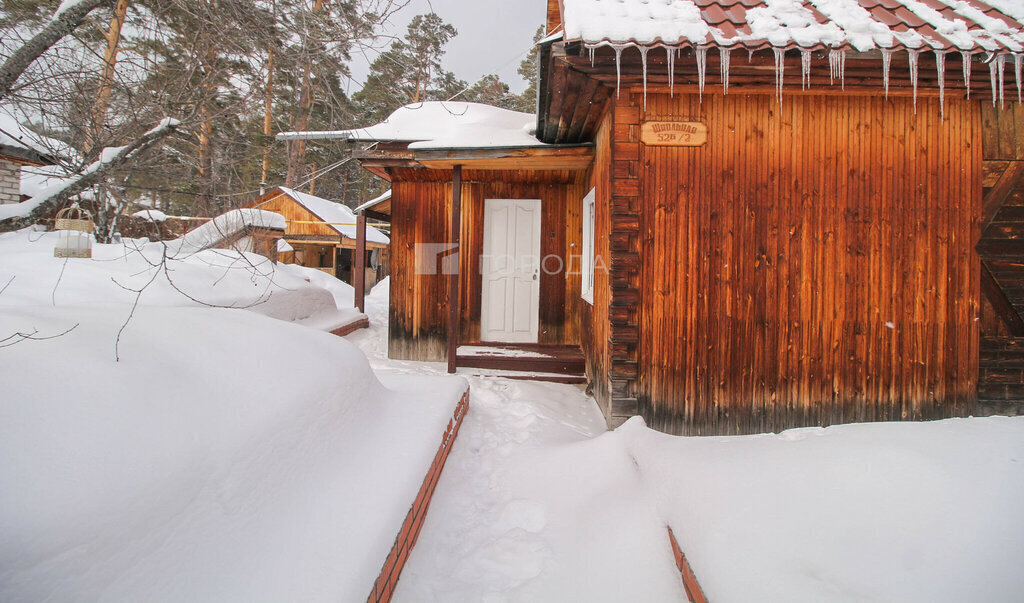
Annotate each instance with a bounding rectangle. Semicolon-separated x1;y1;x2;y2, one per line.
250;186;389;288
284;0;1024;436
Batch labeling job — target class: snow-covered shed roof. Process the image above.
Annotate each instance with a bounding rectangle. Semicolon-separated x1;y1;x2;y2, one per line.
279;102;545;150
355;189;391;214
0;112;59;165
172;209;286;255
278;187;390;245
561;0;1024;53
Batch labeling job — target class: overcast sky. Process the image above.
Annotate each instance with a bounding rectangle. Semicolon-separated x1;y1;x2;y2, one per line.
347;0;548;95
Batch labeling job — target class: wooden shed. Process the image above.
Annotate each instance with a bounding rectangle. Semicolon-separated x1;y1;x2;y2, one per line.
284;0;1024;436
250;186;390;288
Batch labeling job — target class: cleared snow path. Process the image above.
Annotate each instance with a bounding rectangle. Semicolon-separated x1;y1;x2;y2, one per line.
347;281;686;601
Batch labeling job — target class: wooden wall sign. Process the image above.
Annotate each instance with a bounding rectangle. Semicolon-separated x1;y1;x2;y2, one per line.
641;121;708;146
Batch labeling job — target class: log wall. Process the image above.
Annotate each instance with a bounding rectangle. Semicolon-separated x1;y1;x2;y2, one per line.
388;169;587;361
978;102;1024;412
615;90;981;435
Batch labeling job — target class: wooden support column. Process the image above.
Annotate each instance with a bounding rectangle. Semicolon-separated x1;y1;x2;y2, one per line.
447;165;463;374
354;212;367;312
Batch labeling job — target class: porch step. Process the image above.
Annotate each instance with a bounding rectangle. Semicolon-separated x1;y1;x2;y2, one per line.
455;344;586;382
459;371;588;385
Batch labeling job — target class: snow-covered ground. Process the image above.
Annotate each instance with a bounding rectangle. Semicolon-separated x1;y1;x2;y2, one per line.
2;227;1022;602
352;282;1024;603
0;229;463;600
348;284;687;601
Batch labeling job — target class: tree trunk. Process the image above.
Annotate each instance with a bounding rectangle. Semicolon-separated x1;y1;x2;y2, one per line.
284;0;324;187
260;46;275;193
84;0;131;158
0;0;115;101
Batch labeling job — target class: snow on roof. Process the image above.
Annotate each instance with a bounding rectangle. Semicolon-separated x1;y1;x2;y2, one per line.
279;102;546;150
173;209;285;255
132;209;168;222
355;189;391;214
0;112;60;162
561;0;1024;53
278;187;390;245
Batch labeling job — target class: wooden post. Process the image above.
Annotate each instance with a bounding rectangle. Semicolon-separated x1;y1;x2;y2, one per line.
447;165;463;374
355;212;367;313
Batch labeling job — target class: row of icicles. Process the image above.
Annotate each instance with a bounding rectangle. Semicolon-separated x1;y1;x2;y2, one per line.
588;44;1024;117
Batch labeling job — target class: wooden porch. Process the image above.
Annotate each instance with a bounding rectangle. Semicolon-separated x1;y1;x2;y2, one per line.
455;343;587;384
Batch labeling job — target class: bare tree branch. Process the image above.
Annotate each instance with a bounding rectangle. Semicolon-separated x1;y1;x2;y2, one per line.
0;0;117;102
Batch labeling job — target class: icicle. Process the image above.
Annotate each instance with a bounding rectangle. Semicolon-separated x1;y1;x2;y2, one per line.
613;44;624;99
882;48;894;98
936;50;946;119
987;53;995;107
666;46;675;97
1016;54;1022;104
828;49;846;89
589;45;595;67
962;51;972;99
838;49;846;90
696;46;708;102
997;54;1006;109
909;49;920;114
720;47;731;94
749;48;754;61
801;48;811;90
774;47;785;105
640;45;649;110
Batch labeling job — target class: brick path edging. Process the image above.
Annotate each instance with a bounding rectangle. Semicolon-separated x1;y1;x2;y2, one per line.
667;526;709;603
367;389;470;602
331;317;370;338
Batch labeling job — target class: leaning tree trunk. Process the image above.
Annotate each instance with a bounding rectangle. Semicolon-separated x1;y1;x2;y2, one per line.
0;0;116;102
0;119;179;232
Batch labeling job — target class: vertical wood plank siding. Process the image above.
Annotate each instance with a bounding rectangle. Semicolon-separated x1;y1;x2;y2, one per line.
580;112;614;419
389;169;586;361
626;92;980;435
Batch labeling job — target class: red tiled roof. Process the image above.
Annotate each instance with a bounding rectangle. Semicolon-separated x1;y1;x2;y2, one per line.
561;0;1024;53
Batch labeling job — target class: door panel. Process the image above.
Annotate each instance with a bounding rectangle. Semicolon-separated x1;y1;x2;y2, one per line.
481;199;542;342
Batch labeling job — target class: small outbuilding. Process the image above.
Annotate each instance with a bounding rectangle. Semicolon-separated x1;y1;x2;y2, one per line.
250;186;390;288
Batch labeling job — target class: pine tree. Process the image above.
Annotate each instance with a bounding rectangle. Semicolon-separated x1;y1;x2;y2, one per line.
508;25;545;113
353;13;464;124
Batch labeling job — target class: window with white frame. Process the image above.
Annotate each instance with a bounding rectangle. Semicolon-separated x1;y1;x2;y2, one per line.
581;187;596;304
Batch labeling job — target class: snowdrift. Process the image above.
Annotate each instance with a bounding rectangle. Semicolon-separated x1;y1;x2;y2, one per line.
0;305;465;601
0;228;335;323
622;416;1024;602
0;228;466;600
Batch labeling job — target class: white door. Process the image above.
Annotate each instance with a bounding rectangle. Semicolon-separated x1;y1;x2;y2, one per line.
481;198;542;342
